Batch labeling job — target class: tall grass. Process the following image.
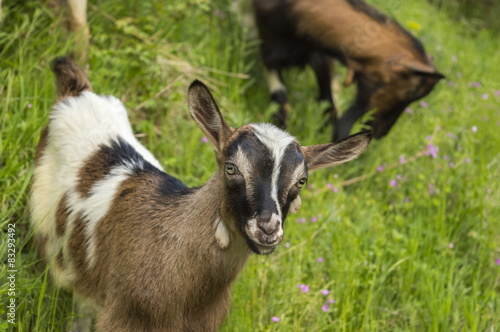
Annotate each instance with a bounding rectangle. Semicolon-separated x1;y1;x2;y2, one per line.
1;0;499;331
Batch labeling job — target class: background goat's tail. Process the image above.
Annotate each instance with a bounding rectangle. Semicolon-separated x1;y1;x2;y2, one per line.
51;56;92;98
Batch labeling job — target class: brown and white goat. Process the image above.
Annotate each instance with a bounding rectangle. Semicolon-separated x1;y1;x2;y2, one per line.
252;0;445;140
30;57;370;331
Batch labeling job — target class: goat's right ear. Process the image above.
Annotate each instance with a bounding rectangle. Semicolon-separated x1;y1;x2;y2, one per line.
302;131;371;171
188;80;234;154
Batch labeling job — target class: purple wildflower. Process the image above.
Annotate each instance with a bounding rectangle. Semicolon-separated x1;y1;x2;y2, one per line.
449;162;454;168
327;183;333;189
332;186;339;193
495;90;500;96
465;157;471;164
472;126;477;133
377;165;384;172
317;257;324;263
327;298;336;304
390;179;397;187
404;197;410;203
27;103;33;109
296;218;306;224
469;81;481;88
429;183;437;195
214;9;226;18
405;107;413;114
399;155;405;164
311;216;317;223
322;305;329;312
449;243;454;249
201;136;208;143
285;242;290;248
482;93;489;100
496;259;500;265
419;101;429;108
426;144;439;158
271;316;280;323
321;289;330;296
298;284;310;293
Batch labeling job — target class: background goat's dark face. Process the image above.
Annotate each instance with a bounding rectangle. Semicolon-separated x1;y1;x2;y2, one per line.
222;125;307;254
354;63;444;138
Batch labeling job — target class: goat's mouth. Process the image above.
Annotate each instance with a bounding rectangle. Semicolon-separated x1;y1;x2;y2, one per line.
244;229;283;255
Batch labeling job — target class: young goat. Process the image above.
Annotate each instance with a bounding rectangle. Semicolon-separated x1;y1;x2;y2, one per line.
252;0;444;140
30;57;371;331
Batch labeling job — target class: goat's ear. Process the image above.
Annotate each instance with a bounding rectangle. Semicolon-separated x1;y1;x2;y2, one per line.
392;58;445;79
302;131;371;171
188;80;234;153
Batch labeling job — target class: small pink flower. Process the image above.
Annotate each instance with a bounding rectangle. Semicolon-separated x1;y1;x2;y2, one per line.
322;305;329;312
390;179;397;187
296;218;306;223
419;101;429;108
469;82;481;88
495;90;500;96
449;162;454;168
298;284;310;293
27;103;33;109
271;316;280;323
332;186;339;193
465;157;471;164
405;107;413;114
317;257;324;263
285;242;290;248
426;144;439;158
377;165;384;172
327;298;336;304
449;243;454;249
321;289;330;296
495;259;500;265
482;93;489;100
472;126;477;133
399;155;405;164
404;197;410;203
311;216;317;223
201;136;208;143
327;183;333;189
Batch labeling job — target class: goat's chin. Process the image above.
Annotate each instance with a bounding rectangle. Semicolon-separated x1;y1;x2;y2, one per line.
246;238;280;255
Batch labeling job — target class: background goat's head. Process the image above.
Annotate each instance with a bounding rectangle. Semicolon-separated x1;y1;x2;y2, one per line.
188;81;370;254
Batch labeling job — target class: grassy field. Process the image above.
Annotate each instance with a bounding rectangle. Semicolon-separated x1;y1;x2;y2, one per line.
1;0;499;331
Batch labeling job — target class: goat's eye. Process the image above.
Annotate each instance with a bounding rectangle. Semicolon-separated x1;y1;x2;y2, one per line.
296;178;307;188
225;163;238;175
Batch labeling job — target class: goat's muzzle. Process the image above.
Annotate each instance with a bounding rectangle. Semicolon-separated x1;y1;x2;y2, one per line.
246;212;283;255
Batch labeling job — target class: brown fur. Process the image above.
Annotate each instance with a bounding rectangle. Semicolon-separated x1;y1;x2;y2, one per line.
51;57;92;99
76;147;115;198
253;0;444;140
55;192;70;237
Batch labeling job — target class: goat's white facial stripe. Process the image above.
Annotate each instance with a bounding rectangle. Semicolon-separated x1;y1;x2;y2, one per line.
251;124;295;217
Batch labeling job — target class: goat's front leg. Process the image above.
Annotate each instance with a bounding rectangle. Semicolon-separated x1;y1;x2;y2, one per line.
334;103;366;141
308;53;337;134
264;68;290;129
67;0;89;66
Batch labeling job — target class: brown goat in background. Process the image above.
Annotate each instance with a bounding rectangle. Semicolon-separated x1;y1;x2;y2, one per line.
252;0;444;140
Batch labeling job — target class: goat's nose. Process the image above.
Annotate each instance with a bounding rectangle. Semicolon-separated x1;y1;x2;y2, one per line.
257;212;280;235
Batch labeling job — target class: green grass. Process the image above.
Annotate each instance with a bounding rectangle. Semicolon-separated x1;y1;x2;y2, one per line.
1;0;499;331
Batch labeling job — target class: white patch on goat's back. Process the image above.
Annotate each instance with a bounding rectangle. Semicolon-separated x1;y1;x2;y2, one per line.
31;91;166;283
251;123;295;217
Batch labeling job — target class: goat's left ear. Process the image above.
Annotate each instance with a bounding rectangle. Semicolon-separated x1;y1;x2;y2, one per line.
188;80;234;154
302;131;371;171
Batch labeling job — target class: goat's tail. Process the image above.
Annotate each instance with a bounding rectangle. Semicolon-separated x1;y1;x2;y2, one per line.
51;56;92;99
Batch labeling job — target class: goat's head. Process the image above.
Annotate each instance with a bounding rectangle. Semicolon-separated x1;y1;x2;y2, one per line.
188;81;371;255
350;55;444;138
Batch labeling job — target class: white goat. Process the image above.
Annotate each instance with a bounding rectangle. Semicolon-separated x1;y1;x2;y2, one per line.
30;57;370;331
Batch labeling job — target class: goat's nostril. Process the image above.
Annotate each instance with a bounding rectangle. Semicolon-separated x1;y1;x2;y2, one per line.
257;221;279;235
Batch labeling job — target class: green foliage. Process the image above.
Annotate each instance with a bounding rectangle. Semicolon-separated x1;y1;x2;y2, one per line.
1;0;499;331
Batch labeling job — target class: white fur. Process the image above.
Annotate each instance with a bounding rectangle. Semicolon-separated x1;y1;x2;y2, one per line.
31;91;163;286
264;69;286;94
214;218;231;249
251;123;295;218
